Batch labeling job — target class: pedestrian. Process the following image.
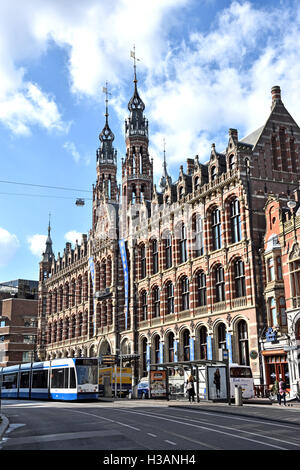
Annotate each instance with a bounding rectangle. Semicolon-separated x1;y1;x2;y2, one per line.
278;377;287;406
186;374;195;403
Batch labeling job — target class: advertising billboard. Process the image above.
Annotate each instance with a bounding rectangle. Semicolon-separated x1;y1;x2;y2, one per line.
149;370;167;398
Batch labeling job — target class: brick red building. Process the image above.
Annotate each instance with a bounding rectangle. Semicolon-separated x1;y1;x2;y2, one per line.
262;190;300;397
37;76;300;387
0;298;38;367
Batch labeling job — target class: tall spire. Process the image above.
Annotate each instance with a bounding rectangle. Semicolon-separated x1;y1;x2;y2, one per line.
42;214;54;262
126;46;147;137
159;138;172;191
97;82;116;164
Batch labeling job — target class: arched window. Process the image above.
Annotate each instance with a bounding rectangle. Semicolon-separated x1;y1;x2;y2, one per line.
279;128;287;171
183;329;190;361
165;233;172;269
154;335;160;364
212;208;222;250
141;338;147;376
277;256;283;280
269;297;277;327
279;297;287;326
168;332;175;362
215;266;225;302
234;259;246;298
211;166;217;181
229;155;235;171
71;280;76;307
199;326;208;360
153;286;160;318
194;214;204;257
267;257;275;282
141;291;148;320
131;184;136;204
218;323;226;351
194;176;200;191
107;175;111;199
230;198;241;243
140;244;146;279
238;320;249;366
152;239;159;274
290;260;300;297
272;135;278;170
166;282;174;315
179;224;187;263
181;276;189;311
197;271;206;306
290;138;297;173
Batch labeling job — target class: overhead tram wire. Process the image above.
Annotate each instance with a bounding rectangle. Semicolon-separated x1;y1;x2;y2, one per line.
0;179;92;194
0;191;92;201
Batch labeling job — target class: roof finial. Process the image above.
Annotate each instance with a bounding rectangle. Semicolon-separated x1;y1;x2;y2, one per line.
130;44;140;88
48;212;51;236
102;82;111;125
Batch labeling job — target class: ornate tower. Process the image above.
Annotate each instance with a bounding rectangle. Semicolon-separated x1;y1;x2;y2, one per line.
93;84;118;230
122;48;153;211
37;217;54;360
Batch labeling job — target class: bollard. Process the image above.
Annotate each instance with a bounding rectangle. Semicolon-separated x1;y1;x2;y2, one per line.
235;385;243;406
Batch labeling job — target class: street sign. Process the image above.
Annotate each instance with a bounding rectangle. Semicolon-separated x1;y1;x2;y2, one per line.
101;354;117;365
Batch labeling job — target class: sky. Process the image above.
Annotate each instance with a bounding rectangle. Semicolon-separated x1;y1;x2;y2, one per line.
1;0;300;282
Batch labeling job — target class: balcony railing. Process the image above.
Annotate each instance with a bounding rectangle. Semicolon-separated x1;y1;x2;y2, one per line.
212;301;226;313
232;296;247;309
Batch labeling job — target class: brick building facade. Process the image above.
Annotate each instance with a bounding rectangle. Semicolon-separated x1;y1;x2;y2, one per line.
37;75;300;387
261;190;300;397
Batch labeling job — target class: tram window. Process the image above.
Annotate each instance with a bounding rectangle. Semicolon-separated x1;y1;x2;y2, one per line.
70;368;76;388
20;371;30;388
32;370;48;388
3;374;17;389
51;368;65;388
230;367;252;378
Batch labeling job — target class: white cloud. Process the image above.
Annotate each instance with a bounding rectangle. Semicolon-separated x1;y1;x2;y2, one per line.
64;230;82;245
0;228;20;267
63;141;81;163
27;234;47;257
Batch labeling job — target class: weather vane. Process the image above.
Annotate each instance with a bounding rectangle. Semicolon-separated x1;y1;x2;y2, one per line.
102;81;111;121
130;44;140;82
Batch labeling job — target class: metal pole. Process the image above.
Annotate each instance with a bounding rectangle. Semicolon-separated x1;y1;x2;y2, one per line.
119;353;122;398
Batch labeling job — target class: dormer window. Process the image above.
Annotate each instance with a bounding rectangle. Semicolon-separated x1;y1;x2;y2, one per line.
211;166;217;181
229;155;235;170
179;186;184;199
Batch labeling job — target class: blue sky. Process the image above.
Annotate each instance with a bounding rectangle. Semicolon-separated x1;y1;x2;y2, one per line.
1;0;300;282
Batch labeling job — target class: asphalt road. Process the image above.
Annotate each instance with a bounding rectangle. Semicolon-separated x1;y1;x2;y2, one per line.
1;399;300;454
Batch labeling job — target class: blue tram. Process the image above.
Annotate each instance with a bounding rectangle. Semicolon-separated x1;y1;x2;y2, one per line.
0;358;99;401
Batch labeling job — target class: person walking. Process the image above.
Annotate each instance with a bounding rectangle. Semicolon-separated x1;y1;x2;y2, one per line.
186;374;195;403
278;377;287;406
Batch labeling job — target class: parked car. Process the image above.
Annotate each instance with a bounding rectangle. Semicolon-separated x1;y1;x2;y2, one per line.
129;378;149;399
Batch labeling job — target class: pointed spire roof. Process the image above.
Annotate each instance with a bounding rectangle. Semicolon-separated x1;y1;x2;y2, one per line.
42;215;54;262
128;45;145;113
159;139;172;191
97;83;117;164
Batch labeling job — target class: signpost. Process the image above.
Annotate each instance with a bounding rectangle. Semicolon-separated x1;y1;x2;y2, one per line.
223;349;231;406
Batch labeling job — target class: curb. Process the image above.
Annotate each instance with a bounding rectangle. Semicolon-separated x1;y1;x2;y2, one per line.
0;415;9;440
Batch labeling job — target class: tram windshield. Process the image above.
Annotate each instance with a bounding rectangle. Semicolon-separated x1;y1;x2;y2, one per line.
75;359;98;385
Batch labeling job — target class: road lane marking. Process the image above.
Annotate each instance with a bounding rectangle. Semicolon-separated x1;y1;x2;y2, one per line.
170;408;300;432
155;412;300;448
64;409;141;432
117;408;289;450
165;440;176;446
147;433;157;437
